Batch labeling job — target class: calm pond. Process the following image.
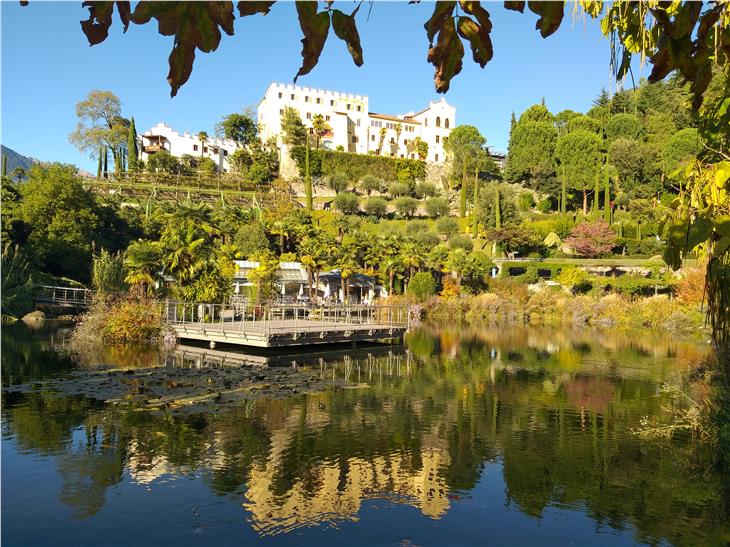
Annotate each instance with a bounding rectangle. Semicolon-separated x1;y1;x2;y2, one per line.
2;322;729;546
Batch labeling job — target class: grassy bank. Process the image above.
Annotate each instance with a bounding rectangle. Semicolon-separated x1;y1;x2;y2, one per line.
422;287;705;335
72;296;167;346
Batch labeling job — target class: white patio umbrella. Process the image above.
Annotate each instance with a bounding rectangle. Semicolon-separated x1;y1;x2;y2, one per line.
234;282;241;294
281;282;287;296
323;283;331;299
298;284;304;297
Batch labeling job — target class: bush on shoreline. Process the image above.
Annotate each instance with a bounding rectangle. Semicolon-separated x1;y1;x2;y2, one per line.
72;295;166;346
422;289;704;335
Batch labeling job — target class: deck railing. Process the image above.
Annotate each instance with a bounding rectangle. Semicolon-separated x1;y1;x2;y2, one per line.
165;301;409;336
35;286;95;307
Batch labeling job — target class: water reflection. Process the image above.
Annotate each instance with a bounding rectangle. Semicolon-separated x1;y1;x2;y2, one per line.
2;323;727;546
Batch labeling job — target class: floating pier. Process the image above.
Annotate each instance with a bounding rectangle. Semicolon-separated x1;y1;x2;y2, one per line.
165;302;409;348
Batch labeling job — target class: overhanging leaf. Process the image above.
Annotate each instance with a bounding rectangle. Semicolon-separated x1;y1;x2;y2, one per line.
294;1;331;82
427;16;464;93
131;2;236;97
527;1;564;38
424;1;456;44
80;1;131;46
685;215;713;251
332;7;363;67
503;1;525;13
456;16;493;68
237;1;276;16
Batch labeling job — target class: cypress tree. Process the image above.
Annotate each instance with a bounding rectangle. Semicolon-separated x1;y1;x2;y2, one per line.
560;177;567;215
127;117;139;173
305;132;312;210
103;145;108;179
495;188;501;229
509;111;516;133
593;173;600;215
1;154;7;177
459;164;467;218
603;154;611;223
471;166;479;237
97;147;103;178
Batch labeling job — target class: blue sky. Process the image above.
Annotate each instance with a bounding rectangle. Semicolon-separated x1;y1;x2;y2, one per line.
1;1;648;171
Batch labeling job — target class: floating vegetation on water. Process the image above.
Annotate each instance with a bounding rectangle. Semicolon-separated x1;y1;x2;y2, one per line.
3;363;346;415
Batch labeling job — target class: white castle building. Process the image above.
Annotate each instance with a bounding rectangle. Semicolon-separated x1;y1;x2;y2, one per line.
138;84;456;176
257;82;456;164
138;122;238;172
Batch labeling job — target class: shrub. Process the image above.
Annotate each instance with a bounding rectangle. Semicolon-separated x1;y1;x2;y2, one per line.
414;231;440;247
416;181;438;198
425;197;450;217
675;266;706;304
537;198;553;213
515;266;539;284
290;146;426;181
556;268;593;293
565;221;616;258
389;181;413;198
394;197;419;218
407;271;437;301
360;175;384;195
327;173;349;193
448;234;474;252
364;196;388;217
405;220;430;235
235;222;270;258
435;216;459;236
333;192;360;214
518;191;535;211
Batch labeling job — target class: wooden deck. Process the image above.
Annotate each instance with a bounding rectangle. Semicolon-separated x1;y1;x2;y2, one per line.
167;302;409;348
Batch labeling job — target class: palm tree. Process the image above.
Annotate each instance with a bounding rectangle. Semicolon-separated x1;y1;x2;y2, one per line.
161;221;207;285
378;127;387;155
336;242;359;303
311;114;331;149
400;241;424;285
394;123;403;156
124;240;162;296
198;131;209;158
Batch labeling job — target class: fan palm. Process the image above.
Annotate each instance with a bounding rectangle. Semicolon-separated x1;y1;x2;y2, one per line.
124;240;162;295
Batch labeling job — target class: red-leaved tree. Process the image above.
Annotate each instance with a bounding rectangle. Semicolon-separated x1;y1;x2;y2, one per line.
565;221;616;258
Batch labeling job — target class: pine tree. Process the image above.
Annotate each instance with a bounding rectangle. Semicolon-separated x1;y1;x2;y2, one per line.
509;112;516;133
97;147;103;178
127;117;139;173
471;167;479;237
593;88;610;107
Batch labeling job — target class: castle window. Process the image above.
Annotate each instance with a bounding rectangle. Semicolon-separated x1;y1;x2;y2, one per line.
445;118;450;129
316;97;321;104
390;137;395;144
326;115;330;121
193;144;198;151
436;116;441;127
425;119;428;127
278;92;282;99
436;135;440;143
400;154;404;158
307;112;312;119
330;100;335;106
371;135;375;141
347;103;351;110
213;148;219;154
280;109;284;115
223;150;228;157
435;153;439;162
306;96;311;102
352;136;358;143
356;119;360;127
404;139;408;145
356;105;361;112
203;147;208;153
291;94;295;100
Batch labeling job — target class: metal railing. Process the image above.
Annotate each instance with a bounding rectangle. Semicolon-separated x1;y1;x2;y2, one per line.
35;286;95;307
165;301;409;337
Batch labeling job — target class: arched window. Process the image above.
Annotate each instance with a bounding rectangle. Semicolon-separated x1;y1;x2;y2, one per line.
444;118;450;129
436;116;441;128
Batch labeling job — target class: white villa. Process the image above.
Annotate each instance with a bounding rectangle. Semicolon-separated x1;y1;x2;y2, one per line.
137;83;456;176
257;82;456;164
138;122;239;172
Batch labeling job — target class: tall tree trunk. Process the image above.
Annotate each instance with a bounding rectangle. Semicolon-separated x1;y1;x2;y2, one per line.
460;164;467;218
603;155;611;223
97;147;103;178
103;146;108;179
583;189;588;215
472;166;479;237
561;177;567;214
305;133;313;211
495;188;501;230
389;271;394;295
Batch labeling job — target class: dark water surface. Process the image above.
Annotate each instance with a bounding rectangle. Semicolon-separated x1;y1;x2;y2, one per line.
3;322;729;546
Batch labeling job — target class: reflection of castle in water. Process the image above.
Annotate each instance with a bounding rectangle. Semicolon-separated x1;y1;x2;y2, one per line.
243;406;451;535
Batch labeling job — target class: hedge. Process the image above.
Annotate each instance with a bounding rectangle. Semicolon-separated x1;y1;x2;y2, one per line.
290;147;426;182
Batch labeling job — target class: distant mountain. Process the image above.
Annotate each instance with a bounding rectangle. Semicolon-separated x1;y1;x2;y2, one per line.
1;145;39;178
